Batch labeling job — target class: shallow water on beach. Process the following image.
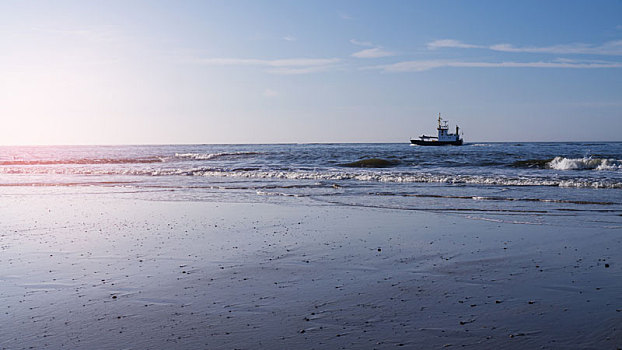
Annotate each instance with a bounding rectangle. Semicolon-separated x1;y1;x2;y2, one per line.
0;142;621;227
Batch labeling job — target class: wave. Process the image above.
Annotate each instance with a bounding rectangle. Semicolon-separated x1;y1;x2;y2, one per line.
547;157;622;171
0;157;164;166
182;170;622;188
510;156;622;171
174;152;261;160
1;166;621;189
0;152;262;166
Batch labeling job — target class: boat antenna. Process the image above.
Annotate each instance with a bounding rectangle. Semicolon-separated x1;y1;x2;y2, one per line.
438;113;441;128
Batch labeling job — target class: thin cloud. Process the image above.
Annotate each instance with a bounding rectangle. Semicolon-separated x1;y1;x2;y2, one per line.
350;40;395;58
193;58;265;65
283;35;297;42
374;59;622;72
352;47;395;58
267;65;337;75
428;38;622;56
427;39;482;50
193;57;340;67
191;57;341;74
269;58;340;66
490;41;622;55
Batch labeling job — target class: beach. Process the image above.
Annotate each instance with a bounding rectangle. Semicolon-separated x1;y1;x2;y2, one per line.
3;0;622;348
1;187;620;349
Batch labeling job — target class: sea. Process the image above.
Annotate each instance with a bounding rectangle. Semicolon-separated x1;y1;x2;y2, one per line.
1;142;621;229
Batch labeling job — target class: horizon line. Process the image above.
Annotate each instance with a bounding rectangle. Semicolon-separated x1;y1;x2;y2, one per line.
1;140;621;147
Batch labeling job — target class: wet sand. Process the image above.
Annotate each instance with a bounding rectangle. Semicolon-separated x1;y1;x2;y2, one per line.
1;189;621;349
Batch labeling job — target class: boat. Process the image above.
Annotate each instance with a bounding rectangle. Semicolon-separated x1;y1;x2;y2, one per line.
411;113;463;146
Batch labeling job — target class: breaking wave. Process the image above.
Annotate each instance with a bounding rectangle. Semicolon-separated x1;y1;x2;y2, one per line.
511;157;622;171
2;166;619;189
547;157;622;171
174;152;261;160
179;170;619;189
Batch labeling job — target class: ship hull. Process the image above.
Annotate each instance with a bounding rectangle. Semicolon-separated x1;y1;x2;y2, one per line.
410;139;463;146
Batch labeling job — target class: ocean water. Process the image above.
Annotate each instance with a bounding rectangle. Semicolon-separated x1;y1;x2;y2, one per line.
1;142;621;228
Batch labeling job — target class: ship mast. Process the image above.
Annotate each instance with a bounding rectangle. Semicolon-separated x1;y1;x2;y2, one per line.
437;113;441;129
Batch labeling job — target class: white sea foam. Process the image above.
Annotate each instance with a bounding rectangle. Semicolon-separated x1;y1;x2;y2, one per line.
182;169;621;189
1;166;621;189
547;157;622;171
174;152;260;160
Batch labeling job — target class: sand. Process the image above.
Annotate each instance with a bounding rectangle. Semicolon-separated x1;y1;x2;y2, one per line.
1;188;621;349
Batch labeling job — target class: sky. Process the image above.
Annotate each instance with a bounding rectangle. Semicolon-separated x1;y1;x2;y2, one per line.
1;0;621;145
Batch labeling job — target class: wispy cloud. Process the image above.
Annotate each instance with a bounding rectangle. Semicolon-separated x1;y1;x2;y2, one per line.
489;41;622;55
266;66;337;75
190;57;341;74
373;59;622;72
350;39;395;58
428;39;622;56
352;47;395;58
427;39;481;50
283;35;297;42
193;57;340;66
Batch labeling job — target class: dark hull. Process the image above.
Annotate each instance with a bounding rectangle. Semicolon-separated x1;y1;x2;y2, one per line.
410;139;463;146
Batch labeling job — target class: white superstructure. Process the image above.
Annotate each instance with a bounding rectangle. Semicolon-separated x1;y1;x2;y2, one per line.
436;113;461;142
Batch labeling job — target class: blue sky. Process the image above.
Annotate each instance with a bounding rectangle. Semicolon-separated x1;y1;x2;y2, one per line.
1;0;621;144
